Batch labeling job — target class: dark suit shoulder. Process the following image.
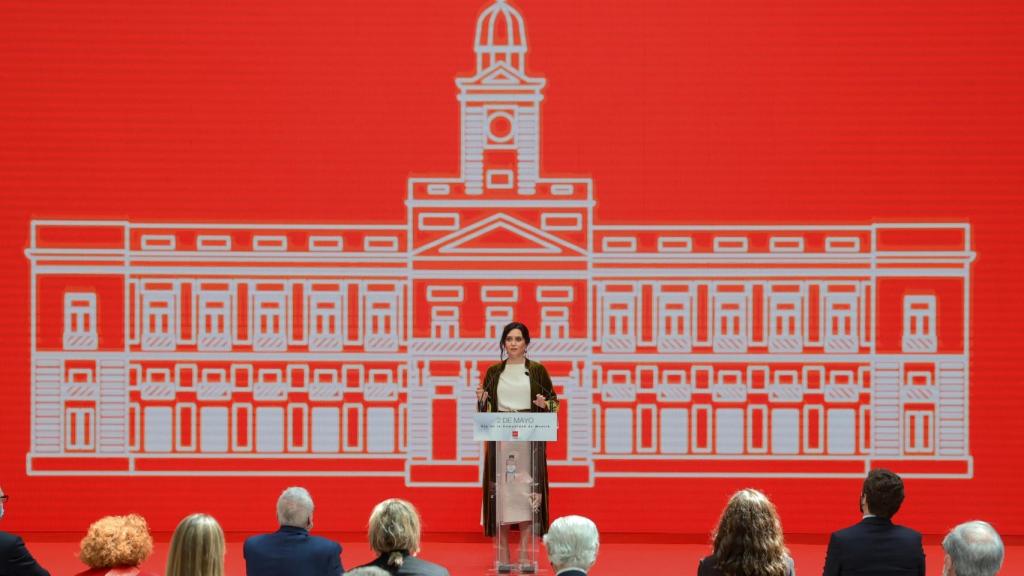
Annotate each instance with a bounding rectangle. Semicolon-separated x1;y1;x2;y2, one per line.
832;518;920;538
404;556;449;576
0;531;23;549
889;523;923;538
359;554;449;576
307;533;342;553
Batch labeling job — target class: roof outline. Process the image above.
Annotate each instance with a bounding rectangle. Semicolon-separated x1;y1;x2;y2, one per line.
414;212;587;256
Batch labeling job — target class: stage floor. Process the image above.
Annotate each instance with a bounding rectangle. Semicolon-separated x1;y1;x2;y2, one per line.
23;532;1019;575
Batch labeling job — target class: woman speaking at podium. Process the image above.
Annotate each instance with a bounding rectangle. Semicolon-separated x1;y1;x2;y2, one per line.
476;322;559;571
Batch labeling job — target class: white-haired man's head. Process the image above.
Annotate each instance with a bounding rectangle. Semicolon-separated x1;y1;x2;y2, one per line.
277;487;315;529
543;515;599;573
942;520;1004;576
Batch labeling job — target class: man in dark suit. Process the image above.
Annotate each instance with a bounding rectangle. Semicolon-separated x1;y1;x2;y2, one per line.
243;487;343;576
0;485;50;576
823;468;925;575
542;515;599;576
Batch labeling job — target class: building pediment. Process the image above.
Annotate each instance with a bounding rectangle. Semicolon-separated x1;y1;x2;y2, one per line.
414;213;585;257
456;61;546;89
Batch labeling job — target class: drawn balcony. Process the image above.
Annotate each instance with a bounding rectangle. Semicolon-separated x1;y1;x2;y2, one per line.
824;383;861;403
768;382;803;403
409;337;591;357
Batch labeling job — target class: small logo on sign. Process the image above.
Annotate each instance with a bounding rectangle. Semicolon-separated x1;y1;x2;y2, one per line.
512;430;519;438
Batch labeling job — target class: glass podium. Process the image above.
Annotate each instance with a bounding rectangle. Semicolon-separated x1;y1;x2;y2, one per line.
474;412;558;574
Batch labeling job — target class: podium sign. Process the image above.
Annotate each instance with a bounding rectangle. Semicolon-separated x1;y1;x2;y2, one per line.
473;413;558;442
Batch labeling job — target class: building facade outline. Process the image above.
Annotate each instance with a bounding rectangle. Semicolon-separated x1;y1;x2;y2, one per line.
25;0;974;485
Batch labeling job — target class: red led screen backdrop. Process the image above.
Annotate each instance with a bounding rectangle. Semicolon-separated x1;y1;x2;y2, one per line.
1;0;1023;535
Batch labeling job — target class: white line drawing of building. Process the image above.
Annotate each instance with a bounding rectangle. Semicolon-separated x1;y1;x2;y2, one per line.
25;0;975;484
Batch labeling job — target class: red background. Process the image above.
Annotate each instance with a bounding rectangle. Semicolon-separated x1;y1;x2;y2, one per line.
1;0;1022;536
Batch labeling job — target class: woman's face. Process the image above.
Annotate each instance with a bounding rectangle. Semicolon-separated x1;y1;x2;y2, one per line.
504;328;526;361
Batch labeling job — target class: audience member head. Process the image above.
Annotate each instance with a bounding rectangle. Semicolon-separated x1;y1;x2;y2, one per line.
344;567;391;576
78;514;153;569
0;485;6;521
368;498;422;568
943;520;1004;576
166;513;225;576
711;489;789;576
543;515;599;574
277;486;315;529
861;468;905;518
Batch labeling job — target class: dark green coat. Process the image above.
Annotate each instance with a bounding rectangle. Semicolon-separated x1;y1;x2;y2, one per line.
478;358;559;537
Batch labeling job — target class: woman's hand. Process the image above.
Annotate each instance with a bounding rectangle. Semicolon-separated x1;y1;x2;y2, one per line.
528;493;542;511
533;394;547;409
476;386;489;404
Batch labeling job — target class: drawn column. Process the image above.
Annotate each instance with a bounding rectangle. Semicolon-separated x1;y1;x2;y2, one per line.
458;361;481;461
937;360;967;456
97;359;128;454
407;360;431;458
872;361;901;456
32;359;62;455
566;360;592;462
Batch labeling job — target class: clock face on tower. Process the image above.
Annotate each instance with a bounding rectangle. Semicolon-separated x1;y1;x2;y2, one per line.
486;109;516;144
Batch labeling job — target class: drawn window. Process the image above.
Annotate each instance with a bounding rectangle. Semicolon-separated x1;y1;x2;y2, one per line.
657;291;692;353
64;293;98;350
309;292;343;351
713;292;747;352
365;292;399;352
485;306;514;340
718;302;743;337
431;306;459;339
829;302;854;337
608;302;632;336
824;292;858;353
771;297;800;338
141;291;175;351
253;292;287;351
197;291;231;351
902;295;937;353
905;410;934;454
65;407;95;451
602;293;637;352
541;306;570;339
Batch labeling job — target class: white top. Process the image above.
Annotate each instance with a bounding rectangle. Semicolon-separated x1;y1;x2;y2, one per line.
497;363;531;412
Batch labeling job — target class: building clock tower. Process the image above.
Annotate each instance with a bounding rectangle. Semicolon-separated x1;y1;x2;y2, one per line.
458;0;545;196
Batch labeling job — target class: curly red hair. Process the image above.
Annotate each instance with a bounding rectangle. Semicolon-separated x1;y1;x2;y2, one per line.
78;514;154;569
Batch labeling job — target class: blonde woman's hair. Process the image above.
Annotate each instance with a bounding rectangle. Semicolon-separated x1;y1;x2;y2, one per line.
368;498;422;568
166;513;225;576
711;489;790;576
78;514;153;568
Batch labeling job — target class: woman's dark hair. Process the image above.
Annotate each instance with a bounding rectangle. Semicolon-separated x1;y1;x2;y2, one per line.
499;321;531;359
862;468;905;518
711;489;789;576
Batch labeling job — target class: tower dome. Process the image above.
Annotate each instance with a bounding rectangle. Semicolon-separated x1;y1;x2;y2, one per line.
474;0;527;73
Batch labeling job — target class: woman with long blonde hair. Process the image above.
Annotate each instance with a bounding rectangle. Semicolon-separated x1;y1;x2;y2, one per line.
165;513;225;576
697;489;794;576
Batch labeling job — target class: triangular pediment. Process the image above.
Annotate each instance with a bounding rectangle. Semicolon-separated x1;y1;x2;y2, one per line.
415;213;585;257
456;62;545;89
480;67;523;85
